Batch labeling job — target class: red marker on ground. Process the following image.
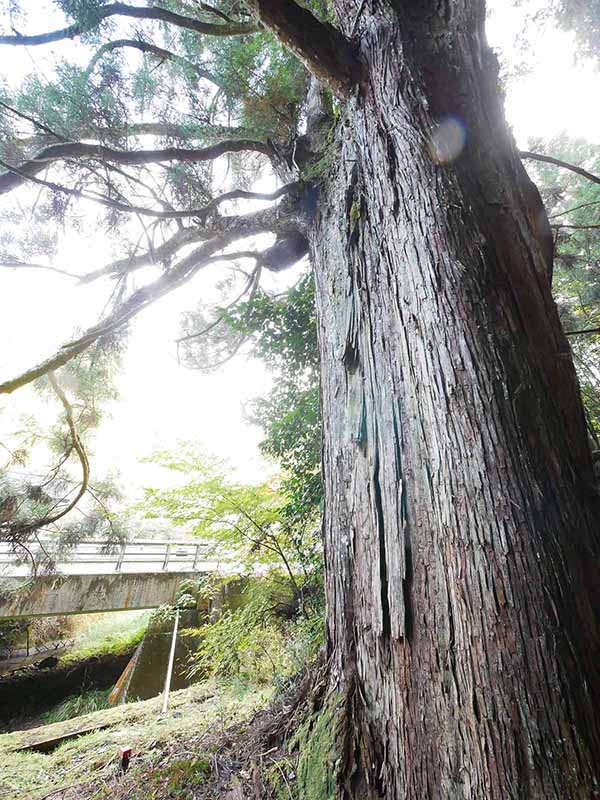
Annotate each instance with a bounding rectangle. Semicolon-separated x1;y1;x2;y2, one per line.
119;746;133;773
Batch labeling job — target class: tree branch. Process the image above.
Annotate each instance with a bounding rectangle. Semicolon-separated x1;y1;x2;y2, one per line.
520;151;600;186
565;326;600;336
0;2;260;47
0;161;300;223
14;123;256;151
182;263;263;370
0;139;274;195
0;99;64;141
0;259;80;279
86;39;226;90
191;183;302;220
176;260;260;345
200;3;238;24
5;181;299;286
243;0;359;98
79;226;204;284
7;373;90;541
548;200;600;219
551;223;600;230
223;490;301;594
0;205;290;394
44;373;90;525
183;259;265;367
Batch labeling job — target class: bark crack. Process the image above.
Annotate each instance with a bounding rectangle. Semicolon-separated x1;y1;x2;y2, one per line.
373;451;392;639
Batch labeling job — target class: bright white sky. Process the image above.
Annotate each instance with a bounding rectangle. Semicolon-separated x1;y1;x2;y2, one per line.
0;1;599;509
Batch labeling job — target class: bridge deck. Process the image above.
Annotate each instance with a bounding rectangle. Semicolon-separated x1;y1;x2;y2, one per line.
0;539;218;578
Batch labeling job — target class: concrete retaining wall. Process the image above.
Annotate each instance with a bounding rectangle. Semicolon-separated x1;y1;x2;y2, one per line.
0;572;206;618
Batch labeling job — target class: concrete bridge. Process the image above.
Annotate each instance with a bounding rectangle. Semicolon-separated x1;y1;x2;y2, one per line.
0;539;220;618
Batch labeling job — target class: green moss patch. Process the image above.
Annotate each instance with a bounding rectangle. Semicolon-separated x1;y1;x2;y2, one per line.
0;680;272;800
292;690;348;800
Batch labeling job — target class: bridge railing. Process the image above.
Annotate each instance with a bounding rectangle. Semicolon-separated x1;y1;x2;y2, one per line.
0;539;214;576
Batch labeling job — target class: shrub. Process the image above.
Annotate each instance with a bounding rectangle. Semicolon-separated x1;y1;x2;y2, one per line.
188;601;290;685
187;576;325;688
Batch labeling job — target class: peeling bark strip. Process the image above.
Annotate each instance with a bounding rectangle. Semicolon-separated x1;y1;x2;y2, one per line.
243;0;359;98
308;1;600;797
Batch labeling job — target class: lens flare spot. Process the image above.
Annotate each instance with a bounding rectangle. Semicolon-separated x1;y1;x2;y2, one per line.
428;116;467;164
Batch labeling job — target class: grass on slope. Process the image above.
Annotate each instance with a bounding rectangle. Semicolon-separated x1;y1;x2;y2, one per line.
60;610;151;665
0;680;272;800
41;688;113;725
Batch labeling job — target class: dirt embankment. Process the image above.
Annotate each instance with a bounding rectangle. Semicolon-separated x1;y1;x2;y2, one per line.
0;649;134;731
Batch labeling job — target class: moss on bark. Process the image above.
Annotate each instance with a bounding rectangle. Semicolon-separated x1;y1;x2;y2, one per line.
291;689;349;800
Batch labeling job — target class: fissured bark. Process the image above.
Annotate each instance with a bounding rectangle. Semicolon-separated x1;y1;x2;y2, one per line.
309;2;600;797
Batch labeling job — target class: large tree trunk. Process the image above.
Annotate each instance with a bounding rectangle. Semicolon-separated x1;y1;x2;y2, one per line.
307;2;600;797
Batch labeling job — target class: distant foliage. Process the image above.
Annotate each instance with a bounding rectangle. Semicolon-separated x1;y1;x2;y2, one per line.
553;0;600;60
0;618;27;655
188;576;325;687
0;333;128;569
189;601;288;685
526;134;600;436
225;273;322;525
140;445;321;601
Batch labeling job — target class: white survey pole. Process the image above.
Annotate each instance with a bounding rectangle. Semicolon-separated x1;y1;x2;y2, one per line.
161;608;180;714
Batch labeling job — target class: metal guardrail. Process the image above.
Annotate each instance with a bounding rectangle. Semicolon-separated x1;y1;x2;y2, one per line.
0;539;212;575
0;637;75;662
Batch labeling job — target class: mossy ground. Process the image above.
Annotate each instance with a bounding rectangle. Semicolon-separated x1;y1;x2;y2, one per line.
1;631;330;799
0;680;272;800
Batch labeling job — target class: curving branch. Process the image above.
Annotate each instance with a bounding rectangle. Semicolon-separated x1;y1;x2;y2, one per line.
176;260;260;345
0;160;301;224
0;139;274;195
43;373;90;527
243;0;359;98
520;151;600;186
86;39;226;90
200;4;242;24
0;157;167;219
14;123;256;152
0;2;260;47
0;204;293;394
188;182;302;221
179;262;264;371
6;373;90;544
